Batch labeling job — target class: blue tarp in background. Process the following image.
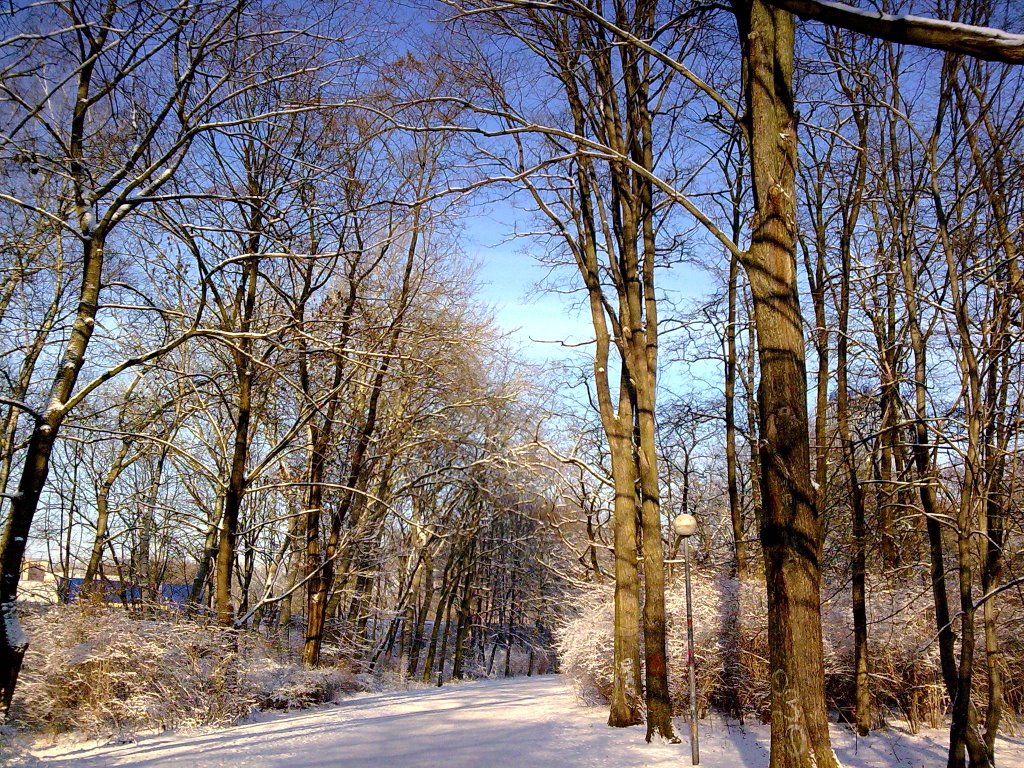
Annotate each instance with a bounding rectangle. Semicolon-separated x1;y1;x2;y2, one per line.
58;577;196;606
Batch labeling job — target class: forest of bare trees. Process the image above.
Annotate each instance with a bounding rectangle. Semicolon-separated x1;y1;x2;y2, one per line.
2;2;1024;768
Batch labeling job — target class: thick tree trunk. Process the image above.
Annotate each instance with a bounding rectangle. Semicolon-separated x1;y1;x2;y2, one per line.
744;311;763;537
607;426;644;727
454;562;475;680
553;14;665;730
625;33;676;739
190;508;221;608
421;590;450;684
215;214;260;626
982;484;1006;759
215;359;252;626
734;3;837;765
435;593;456;686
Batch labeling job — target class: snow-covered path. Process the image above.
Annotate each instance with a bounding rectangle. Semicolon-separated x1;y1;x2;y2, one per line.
15;675;1024;767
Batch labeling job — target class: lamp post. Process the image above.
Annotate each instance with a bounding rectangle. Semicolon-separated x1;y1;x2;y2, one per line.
672;513;699;765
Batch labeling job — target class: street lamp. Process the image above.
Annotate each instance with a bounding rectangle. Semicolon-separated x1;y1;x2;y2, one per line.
672;513;699;766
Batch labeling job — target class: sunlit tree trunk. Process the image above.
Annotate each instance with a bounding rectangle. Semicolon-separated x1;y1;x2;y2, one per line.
733;2;837;764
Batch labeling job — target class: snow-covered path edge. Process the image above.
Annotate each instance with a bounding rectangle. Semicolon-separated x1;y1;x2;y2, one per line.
8;675;1024;767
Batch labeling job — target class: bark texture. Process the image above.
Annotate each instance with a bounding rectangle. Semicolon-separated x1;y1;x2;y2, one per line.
734;2;838;765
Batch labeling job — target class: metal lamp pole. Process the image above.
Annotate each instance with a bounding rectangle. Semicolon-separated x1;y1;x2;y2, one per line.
673;513;699;766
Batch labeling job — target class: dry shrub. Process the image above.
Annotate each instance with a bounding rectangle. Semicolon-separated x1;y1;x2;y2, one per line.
556;575;780;720
667;573;845;722
665;573;728;716
555;571;1024;728
10;603;368;738
823;581;945;732
254;666;363;711
13;603;256;737
995;588;1024;735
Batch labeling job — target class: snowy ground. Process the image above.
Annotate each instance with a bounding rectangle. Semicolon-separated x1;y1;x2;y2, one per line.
8;675;1024;768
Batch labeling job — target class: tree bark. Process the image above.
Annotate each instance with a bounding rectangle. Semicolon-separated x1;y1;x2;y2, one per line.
733;2;837;765
607;422;644;727
215;238;259;627
453;559;475;680
836;208;871;737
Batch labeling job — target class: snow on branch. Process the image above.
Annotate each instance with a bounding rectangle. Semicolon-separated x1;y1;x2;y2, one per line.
764;0;1024;64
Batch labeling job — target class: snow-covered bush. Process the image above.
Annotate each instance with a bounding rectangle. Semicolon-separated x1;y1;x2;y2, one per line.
554;572;982;726
665;574;729;716
555;584;617;707
823;582;945;731
251;664;363;711
13;602;256;737
556;574;734;717
10;603;368;737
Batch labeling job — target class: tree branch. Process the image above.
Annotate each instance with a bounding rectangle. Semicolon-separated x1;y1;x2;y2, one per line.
764;0;1024;63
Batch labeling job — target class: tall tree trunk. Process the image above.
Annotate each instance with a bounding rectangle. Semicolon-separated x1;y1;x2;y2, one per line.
422;563;457;684
405;547;433;678
607;423;643;727
733;3;836;765
191;505;221;608
740;297;763;540
831;65;872;734
954;64;1017;761
0;25;114;672
502;582;515;678
216;211;261;626
623;23;676;738
299;267;357;662
899;183;987;768
1;227;107;715
83;440;133;584
725;252;748;579
215;339;253;625
835;205;871;737
137;446;168;604
276;492;305;631
304;188;420;666
453;560;475;680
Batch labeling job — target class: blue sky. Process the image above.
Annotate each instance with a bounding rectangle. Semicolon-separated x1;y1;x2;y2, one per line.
463;199;723;396
462;200;596;365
